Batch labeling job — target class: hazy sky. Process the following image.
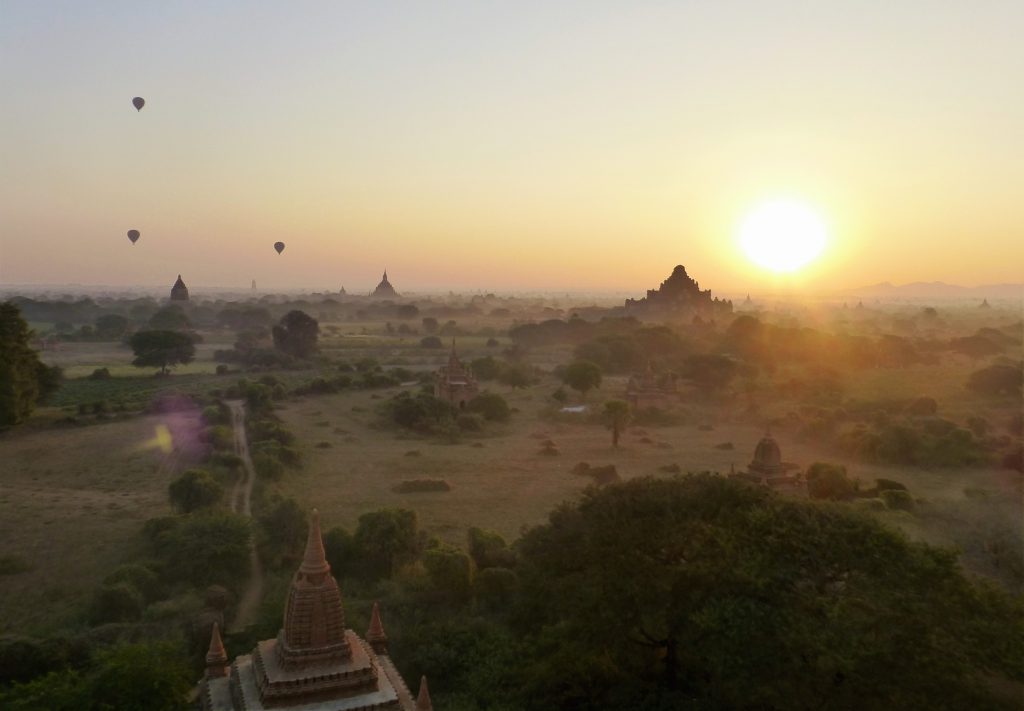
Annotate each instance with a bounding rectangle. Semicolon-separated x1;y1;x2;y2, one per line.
2;1;1021;293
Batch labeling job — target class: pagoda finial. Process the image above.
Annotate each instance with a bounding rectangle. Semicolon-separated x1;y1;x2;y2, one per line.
300;509;330;575
366;601;388;653
205;621;228;678
416;675;433;710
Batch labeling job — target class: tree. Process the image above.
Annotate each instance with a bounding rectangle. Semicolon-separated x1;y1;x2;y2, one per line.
682;353;737;395
514;475;1024;710
420;335;443;349
168;469;223;513
470;356;501;381
967;363;1022;397
354;508;419;578
128;330;195;375
147;304;191;330
467;392;511;422
422;317;439;334
602;399;632;447
145;512;250;588
94;313;130;340
498;362;534;389
0;302;61;428
561;360;602;399
272;310;319;358
805;462;858;500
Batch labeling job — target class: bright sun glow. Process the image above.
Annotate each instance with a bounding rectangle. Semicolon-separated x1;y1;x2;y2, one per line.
738;199;829;273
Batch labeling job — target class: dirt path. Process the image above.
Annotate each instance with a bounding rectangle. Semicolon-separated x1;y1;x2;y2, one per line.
226;400;264;632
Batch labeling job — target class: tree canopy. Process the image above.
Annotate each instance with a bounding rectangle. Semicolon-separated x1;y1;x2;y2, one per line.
561;360;602;398
0;302;61;428
512;475;1024;710
272;310;319;358
129;330;195;375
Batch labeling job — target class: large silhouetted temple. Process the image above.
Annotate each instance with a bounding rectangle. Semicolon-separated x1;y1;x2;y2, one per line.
199;510;430;710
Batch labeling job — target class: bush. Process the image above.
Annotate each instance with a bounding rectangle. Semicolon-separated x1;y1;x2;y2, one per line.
967;363;1022;397
880;489;915;511
91;583;144;623
253;452;285;480
420;336;444;349
467;527;515;570
88;367;111;380
104;564;162;603
168;469;223;513
457;413;484;431
806;462;858;501
422;544;472;602
386;392;456;434
474;567;518;610
146;512;251;589
466;393;511;422
392;479;452;493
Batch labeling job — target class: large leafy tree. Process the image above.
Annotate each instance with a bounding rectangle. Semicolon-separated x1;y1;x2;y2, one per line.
354;508;419;578
272;309;319;358
0;302;61;428
514;475;1024;710
561;359;602;399
129;330;195;375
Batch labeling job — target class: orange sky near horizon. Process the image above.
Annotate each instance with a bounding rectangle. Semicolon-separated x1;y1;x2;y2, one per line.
1;2;1021;294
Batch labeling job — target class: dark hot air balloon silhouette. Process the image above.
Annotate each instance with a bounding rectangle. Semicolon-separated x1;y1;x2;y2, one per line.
274;241;285;255
127;230;140;244
132;97;145;111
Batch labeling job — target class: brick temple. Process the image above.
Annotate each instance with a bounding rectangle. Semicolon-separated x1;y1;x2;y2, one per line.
199;510;430;710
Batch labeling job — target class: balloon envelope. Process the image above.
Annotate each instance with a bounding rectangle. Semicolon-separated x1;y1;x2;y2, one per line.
274;241;285;254
132;97;145;111
127;230;140;244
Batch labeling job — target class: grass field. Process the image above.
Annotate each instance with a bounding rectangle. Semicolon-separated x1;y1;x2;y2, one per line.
0;413;199;635
272;376;1022;580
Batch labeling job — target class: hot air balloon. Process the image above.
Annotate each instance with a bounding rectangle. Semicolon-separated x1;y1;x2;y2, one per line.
132;97;145;111
127;230;140;244
274;241;285;255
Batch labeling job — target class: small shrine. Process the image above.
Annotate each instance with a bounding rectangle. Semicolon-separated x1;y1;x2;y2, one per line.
434;342;479;408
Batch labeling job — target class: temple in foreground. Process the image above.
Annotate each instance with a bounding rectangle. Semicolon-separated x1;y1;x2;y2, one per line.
200;510;429;710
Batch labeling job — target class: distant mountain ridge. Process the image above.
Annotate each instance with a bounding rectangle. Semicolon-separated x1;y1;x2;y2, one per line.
845;281;1023;299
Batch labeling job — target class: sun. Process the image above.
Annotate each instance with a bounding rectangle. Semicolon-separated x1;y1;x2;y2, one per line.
738;198;829;273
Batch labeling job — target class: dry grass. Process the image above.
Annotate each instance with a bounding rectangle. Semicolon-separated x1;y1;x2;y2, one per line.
0;413;199;634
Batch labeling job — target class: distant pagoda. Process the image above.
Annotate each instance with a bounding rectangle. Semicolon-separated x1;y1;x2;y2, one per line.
372;270;399;298
434;341;479;408
170;275;189;301
200;510;427;710
624;265;731;319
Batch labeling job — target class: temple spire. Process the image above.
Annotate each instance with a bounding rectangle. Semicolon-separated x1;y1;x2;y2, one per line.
300;508;330;576
415;675;433;710
205;622;228;678
366;601;388;654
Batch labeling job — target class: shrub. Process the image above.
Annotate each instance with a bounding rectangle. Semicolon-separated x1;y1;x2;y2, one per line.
420;336;444;349
457;413;484;431
392;479;452;493
91;583;144;623
88;367;111;380
422;544;472;602
880;489;915;511
253;452;285;480
466;392;511;422
103;564;162;602
168;469;224;513
0;555;32;576
468;527;515;570
967;363;1022;397
474;567;518;610
806;462;858;501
